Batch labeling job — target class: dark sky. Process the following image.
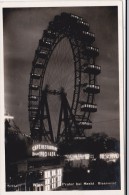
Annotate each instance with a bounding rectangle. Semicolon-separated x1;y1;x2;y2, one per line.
3;6;119;140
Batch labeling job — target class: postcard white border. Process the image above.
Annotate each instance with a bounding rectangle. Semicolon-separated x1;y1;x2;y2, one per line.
0;0;126;195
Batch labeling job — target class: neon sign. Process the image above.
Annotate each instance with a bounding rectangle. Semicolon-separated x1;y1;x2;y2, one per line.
99;152;119;163
32;144;58;157
65;153;90;161
32;144;57;151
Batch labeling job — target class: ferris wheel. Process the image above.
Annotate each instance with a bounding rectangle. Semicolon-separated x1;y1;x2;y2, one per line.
28;12;101;143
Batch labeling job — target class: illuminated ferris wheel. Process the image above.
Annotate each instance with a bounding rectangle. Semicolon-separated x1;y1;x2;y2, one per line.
28;12;101;143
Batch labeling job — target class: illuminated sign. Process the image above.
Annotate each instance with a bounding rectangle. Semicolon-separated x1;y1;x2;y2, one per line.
65;153;90;161
32;151;56;157
100;152;119;162
32;144;57;151
32;144;58;157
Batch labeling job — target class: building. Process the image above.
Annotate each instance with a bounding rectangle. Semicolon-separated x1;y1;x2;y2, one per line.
6;142;63;191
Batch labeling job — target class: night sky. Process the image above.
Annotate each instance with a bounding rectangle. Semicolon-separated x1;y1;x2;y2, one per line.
3;6;119;139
